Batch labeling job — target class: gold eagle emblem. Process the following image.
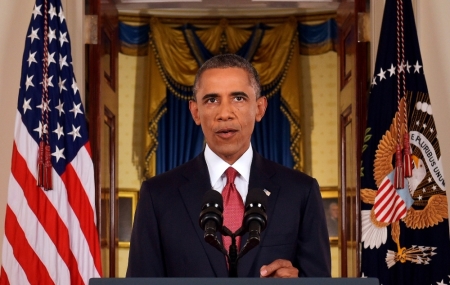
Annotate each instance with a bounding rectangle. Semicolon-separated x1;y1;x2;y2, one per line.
361;93;447;267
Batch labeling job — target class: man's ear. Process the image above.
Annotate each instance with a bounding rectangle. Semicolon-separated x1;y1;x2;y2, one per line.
255;96;268;122
189;100;201;125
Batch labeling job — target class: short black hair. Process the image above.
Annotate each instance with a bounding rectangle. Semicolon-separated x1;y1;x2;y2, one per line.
192;54;261;101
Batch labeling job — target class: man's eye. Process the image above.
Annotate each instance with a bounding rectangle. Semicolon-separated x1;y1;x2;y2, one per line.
235;96;244;101
207;97;217;103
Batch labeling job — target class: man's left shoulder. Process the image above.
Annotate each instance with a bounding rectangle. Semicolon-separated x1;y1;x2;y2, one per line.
262;157;316;184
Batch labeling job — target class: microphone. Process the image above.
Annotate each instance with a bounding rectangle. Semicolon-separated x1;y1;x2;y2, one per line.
239;188;268;257
199;190;226;254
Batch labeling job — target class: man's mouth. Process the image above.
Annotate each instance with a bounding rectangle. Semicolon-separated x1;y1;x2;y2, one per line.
216;128;237;138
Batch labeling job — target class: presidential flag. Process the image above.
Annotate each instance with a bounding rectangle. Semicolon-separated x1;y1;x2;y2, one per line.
0;0;102;284
360;0;450;284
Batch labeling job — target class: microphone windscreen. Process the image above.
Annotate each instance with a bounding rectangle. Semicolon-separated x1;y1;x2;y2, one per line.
245;188;268;210
202;190;223;210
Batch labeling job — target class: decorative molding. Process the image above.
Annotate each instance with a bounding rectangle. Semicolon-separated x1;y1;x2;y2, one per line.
118;10;337;25
357;12;370;43
84;15;98;44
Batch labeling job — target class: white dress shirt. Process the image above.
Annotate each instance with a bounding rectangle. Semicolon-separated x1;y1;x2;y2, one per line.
204;144;253;204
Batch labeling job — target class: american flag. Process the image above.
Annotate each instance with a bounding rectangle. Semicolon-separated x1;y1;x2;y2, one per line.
0;0;102;284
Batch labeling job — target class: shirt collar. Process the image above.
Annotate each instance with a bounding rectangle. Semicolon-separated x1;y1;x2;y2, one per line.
204;144;253;185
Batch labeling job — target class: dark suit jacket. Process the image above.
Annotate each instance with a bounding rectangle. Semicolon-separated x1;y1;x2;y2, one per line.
126;151;331;277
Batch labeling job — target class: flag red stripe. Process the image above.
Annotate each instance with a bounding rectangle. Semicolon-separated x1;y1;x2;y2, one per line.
374;183;394;216
70;145;97;223
375;188;394;212
391;198;407;221
61;162;102;274
2;3;101;283
0;266;11;285
1;216;31;285
13;117;100;280
374;179;393;209
383;196;400;221
378;194;403;222
4;206;54;285
10;143;84;285
379;205;393;222
374;178;408;222
389;191;406;221
84;141;92;157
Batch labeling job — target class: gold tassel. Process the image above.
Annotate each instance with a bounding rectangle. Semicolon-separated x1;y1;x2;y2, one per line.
394;144;404;189
403;132;412;178
37;141;44;187
43;144;52;190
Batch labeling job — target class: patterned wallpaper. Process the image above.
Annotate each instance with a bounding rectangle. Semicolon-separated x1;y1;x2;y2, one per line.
118;54;148;190
117;53;148;277
300;51;338;187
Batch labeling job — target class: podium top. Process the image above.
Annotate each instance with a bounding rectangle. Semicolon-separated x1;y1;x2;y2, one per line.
90;277;379;285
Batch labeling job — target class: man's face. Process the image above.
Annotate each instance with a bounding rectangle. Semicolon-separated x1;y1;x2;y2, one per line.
329;203;338;219
189;67;267;164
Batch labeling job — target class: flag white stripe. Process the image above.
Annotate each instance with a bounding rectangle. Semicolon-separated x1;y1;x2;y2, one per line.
14;110;96;226
378;208;392;222
378;196;396;222
14;108;97;231
382;192;396;220
374;177;407;222
13;111;39;178
374;184;394;217
373;179;392;210
2;2;102;283
391;199;406;221
13;111;100;283
2;235;31;285
376;196;407;223
374;190;394;217
7;174;71;284
70;146;97;222
44;170;100;283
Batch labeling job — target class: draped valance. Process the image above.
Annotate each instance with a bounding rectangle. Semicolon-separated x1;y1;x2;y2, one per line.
119;18;337;57
120;17;337;178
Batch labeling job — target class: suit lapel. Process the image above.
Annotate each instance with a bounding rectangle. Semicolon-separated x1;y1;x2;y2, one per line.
239;152;280;277
178;153;228;277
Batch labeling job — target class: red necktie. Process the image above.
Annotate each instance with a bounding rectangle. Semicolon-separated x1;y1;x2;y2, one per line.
222;167;244;252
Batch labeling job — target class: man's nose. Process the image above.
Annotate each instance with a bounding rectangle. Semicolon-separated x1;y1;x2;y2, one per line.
216;100;234;121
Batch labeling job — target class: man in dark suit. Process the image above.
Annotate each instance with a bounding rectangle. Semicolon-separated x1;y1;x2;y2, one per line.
126;54;331;278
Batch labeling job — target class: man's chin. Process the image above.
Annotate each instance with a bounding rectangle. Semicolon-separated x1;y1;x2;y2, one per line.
211;145;246;164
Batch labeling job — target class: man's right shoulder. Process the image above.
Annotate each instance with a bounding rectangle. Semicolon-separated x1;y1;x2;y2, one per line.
141;164;188;190
140;154;205;195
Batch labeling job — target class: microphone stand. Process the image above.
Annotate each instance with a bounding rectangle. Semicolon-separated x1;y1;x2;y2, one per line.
204;226;262;277
219;226;238;277
228;233;238;277
201;188;267;277
221;226;258;277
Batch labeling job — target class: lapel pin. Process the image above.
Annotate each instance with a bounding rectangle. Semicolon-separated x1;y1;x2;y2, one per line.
263;189;271;196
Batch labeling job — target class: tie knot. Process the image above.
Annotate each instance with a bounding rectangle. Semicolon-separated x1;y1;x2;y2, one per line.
225;167;238;184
